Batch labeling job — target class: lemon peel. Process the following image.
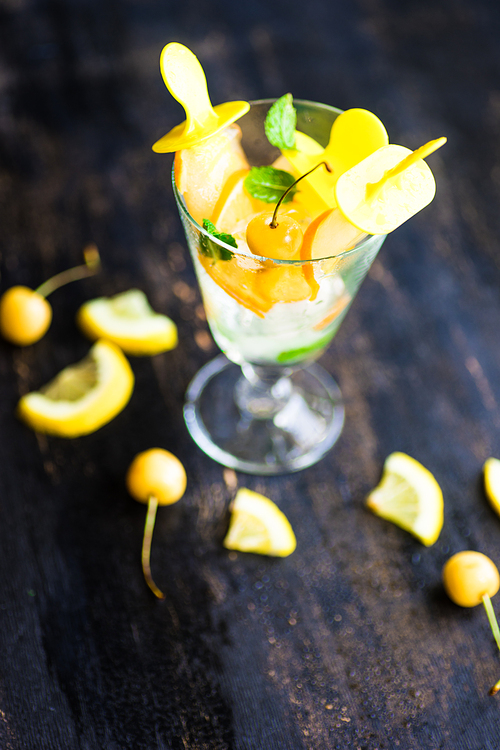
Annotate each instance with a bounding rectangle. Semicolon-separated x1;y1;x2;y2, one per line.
366;452;443;546
484;457;500;517
77;289;177;356
223;488;296;557
17;339;134;437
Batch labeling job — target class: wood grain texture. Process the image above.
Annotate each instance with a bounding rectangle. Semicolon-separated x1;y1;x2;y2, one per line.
1;0;500;748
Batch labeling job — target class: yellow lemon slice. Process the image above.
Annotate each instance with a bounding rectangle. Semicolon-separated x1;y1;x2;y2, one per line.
77;290;177;356
366;452;443;546
211;169;268;234
281;130;331;217
17;339;134;437
223;488;296;557
484;457;500;517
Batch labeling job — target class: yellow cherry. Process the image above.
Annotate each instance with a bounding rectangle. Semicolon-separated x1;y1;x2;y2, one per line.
246;212;303;260
126;448;186;506
443;551;500;696
443;551;500;607
246;161;331;260
126;448;187;600
0;286;52;345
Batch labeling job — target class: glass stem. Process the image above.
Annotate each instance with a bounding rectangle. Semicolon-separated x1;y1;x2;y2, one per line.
235;363;293;419
482;594;500;695
35;244;101;298
142;495;165;600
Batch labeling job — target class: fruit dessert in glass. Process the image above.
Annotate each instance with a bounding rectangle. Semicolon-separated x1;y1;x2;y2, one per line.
153;43;444;474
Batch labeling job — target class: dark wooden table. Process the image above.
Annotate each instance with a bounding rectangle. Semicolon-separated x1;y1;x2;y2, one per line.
1;1;500;748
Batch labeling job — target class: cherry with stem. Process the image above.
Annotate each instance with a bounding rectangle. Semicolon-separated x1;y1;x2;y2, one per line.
443;550;500;695
126;449;187;600
0;244;101;346
269;161;332;228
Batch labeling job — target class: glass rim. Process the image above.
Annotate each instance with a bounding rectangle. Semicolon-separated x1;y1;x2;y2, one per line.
171;98;387;265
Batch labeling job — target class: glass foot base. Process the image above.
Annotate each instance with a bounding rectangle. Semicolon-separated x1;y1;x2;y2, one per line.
183;355;344;475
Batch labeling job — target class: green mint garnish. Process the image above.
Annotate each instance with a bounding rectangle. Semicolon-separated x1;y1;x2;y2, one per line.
244;166;297;204
277;332;336;364
200;219;237;262
264;94;297;150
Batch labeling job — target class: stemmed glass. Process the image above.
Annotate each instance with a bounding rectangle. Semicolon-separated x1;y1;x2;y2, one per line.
174;100;386;474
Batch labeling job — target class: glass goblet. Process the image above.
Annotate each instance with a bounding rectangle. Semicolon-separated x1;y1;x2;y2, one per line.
175;100;386;474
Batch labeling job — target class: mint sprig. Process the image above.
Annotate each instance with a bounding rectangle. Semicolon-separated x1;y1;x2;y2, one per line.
244;166;297;204
264;94;297;150
200;219;237;262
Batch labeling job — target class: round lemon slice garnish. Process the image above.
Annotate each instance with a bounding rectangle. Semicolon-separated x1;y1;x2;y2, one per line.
77;289;177;356
223;488;296;557
366;452;443;546
17;339;134;437
484;457;500;517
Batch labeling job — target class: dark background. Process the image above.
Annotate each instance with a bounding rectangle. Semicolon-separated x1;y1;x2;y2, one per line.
1;0;500;748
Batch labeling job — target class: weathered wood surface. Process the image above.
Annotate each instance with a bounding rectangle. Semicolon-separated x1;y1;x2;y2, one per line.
1;0;500;748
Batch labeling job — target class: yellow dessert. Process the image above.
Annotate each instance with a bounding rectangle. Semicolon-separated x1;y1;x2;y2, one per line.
154;42;445;370
282;108;388;214
174;124;249;225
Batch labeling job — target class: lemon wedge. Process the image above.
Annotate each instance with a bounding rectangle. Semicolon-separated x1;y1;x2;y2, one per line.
366;452;443;546
484;457;500;517
17;339;134;437
223;488;296;557
77;290;177;356
211;169;268;234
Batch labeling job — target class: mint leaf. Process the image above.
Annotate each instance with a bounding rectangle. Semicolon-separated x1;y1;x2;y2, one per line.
277;331;335;364
264;94;296;150
244;166;297;204
200;219;237;262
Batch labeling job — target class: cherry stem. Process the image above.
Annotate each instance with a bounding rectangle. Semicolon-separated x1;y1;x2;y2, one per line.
35;244;101;298
482;594;500;695
142;495;165;600
270;161;332;229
